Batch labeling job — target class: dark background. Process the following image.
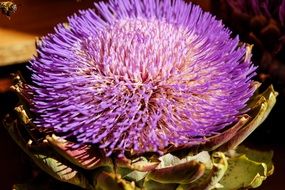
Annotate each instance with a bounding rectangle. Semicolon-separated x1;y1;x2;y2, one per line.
1;0;284;189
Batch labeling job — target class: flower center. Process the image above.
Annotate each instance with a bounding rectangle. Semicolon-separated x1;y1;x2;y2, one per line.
80;18;196;84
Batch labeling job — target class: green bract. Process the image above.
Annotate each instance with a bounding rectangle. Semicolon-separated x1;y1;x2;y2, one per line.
2;74;277;190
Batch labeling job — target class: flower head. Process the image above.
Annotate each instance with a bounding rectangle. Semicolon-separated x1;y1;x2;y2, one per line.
29;0;256;156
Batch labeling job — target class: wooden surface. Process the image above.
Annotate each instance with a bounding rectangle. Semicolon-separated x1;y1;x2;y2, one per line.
0;29;35;66
0;0;95;66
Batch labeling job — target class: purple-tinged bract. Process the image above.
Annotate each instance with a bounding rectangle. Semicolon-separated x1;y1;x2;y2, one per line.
29;0;256;156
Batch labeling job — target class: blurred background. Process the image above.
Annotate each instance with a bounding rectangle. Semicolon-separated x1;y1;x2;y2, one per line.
0;0;284;189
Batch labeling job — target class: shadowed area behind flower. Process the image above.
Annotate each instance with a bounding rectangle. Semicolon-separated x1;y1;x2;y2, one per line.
211;0;285;94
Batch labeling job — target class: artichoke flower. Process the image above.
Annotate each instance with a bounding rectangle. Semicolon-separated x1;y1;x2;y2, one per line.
211;0;285;94
1;0;278;189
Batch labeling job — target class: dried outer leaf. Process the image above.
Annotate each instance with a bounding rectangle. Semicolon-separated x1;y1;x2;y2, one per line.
146;159;205;184
33;154;89;188
117;157;160;183
10;74;32;110
167;115;251;157
14;105;30;124
9;74;23;94
14;103;47;143
2;110;90;189
117;156;160;172
13;105;42;143
177;152;228;190
220;85;278;150
246;84;277;112
218;154;270;190
124;152;212;188
157;151;212;169
236;146;274;175
202;152;228;190
184;151;212;169
156;153;182;168
46;134;112;170
124;170;148;182
203;115;250;151
95;172;136;190
14;103;111;169
13;92;108;171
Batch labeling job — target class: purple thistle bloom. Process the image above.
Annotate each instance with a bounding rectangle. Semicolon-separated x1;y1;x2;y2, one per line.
29;0;256;156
